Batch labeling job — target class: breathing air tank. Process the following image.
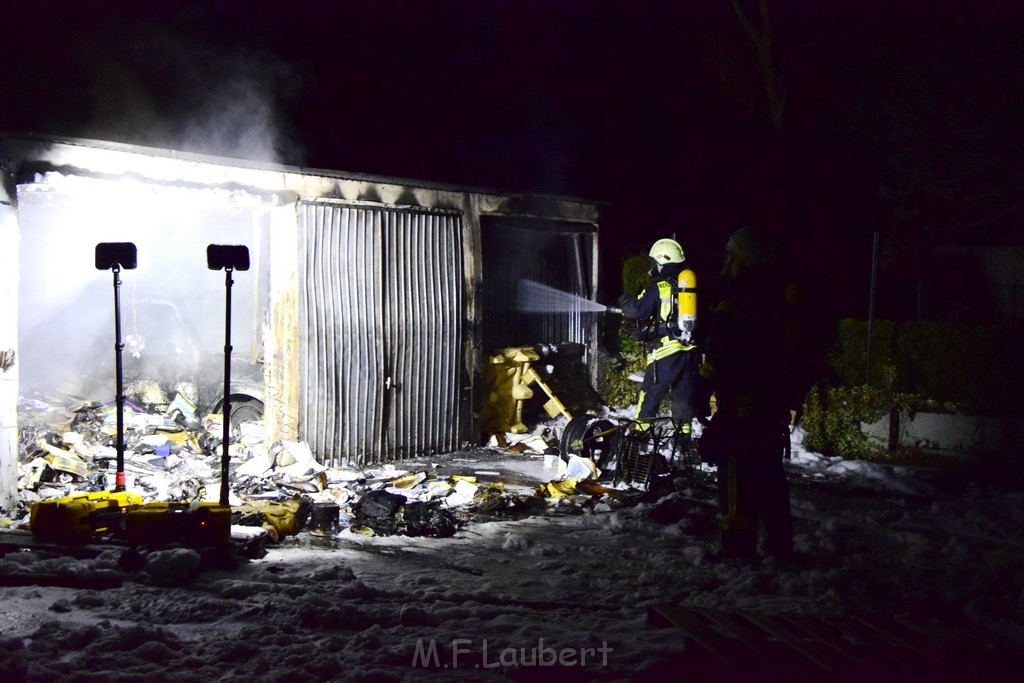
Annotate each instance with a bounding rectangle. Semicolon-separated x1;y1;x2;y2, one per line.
677;267;697;342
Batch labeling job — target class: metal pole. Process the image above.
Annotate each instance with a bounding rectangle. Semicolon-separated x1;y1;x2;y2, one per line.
220;267;234;507
866;231;879;386
112;265;126;492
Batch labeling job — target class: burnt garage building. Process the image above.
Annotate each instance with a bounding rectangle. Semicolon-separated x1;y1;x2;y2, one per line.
0;135;602;508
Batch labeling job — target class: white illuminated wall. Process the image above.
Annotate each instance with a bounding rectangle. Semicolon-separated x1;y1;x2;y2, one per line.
0;192;20;511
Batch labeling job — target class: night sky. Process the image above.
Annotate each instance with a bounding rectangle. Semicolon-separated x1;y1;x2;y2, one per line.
4;1;1024;310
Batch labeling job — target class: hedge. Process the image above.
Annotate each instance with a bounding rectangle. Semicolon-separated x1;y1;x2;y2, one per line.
802;318;1023;459
826;319;1022;416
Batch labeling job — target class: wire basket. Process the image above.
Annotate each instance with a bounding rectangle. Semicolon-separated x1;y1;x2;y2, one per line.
560;415;698;489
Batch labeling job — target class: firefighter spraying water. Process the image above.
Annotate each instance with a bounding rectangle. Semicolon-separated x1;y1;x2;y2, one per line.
617;238;701;438
516;241;704;489
514;240;701;434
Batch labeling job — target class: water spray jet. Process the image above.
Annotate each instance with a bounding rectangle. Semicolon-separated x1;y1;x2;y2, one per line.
516;279;622;315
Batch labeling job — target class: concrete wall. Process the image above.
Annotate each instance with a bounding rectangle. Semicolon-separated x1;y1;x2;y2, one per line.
264;202;301;443
862;411;1024;457
0;194;20;511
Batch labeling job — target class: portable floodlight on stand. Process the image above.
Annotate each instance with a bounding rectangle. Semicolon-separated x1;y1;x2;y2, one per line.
95;242;138;493
207;245;250;507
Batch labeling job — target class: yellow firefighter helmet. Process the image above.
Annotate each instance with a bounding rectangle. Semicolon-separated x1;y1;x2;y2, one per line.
649;238;685;265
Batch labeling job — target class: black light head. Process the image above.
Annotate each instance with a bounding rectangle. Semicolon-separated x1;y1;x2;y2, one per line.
95;242;138;270
207;244;250;271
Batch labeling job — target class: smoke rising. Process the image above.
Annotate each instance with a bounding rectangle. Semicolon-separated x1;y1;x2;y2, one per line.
79;20;306;165
12;15;302;408
17;177;268;408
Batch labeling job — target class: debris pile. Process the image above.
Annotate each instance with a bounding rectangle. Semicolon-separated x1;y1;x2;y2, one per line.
11;395;666;546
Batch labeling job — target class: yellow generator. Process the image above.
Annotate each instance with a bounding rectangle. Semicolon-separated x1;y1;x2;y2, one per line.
30;491;144;545
124;502;232;548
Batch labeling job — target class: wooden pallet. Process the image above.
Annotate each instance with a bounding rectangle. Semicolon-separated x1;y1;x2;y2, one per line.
648;604;1005;681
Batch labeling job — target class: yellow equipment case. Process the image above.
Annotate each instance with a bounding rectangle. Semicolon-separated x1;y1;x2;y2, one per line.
124;502;232;547
30;491;144;544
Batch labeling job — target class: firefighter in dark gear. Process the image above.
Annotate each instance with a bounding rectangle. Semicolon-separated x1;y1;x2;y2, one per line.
618;238;700;436
697;226;796;560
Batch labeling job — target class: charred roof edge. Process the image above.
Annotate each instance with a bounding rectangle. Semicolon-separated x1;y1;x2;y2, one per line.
0;132;603;211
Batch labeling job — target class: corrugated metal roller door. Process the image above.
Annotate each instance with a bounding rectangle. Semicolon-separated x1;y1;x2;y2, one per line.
299;202;465;466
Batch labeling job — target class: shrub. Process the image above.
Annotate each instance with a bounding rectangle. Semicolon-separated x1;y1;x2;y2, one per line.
802;317;1023;459
894;322;1021;416
830;318;1023;417
597;319;647;410
596;253;652;410
801;383;921;460
828;319;897;391
621;253;650;297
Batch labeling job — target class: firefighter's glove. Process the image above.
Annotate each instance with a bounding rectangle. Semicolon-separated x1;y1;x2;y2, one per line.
617;294;638;318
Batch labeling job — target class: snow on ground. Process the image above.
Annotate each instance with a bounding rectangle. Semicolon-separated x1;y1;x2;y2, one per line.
1;428;1024;681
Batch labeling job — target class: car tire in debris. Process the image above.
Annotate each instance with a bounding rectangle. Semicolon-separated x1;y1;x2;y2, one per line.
559;415;618;471
229;398;264;436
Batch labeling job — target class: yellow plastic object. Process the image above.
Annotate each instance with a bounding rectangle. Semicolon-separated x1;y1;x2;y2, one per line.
124;502;232;547
482;347;538;434
158;430;191;445
521;367;571;419
390;472;427;488
30;491;144;544
535;480;578;498
232;499;307;541
482;347;572;435
677;268;697;331
575;480;625;499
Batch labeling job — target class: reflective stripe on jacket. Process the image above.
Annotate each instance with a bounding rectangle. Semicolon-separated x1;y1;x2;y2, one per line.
621;262;697;362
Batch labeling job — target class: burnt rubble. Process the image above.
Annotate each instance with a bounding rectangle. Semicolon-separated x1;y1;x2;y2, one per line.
9;394;637;544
